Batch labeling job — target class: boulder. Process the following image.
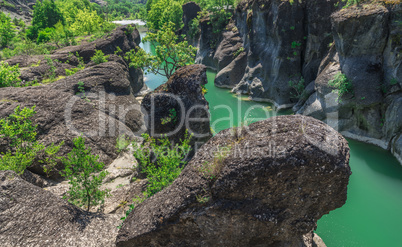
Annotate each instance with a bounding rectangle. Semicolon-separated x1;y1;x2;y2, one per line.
0;56;145;178
5;26;145;95
141;64;212;151
0;170;119;246
116;115;351;246
182;1;201;39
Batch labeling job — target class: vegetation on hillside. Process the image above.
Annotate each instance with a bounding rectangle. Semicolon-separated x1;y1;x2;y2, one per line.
0;0;137;61
0;106;63;175
146;0;235;32
119;131;192;225
126;22;197;79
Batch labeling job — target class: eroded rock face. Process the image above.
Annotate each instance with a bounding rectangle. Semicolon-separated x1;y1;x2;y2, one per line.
186;0;402;164
296;4;402;163
0;56;145;178
0;170;119;247
141;64;212;150
116;115;351;247
5;26;145;95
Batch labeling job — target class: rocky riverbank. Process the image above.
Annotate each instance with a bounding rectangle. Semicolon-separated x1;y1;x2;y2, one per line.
184;0;402;164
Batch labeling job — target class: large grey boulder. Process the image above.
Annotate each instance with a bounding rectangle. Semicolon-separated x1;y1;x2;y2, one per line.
141;64;212;151
116;115;351;246
0;56;144;178
0;170;119;246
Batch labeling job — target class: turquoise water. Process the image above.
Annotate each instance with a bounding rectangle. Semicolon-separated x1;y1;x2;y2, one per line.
140;36;402;247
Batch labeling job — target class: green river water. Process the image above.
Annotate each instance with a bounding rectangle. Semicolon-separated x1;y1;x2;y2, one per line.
140;33;402;247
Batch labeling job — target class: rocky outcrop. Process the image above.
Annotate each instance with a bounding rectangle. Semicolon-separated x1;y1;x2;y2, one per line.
141;64;212;151
5;26;145;95
181;1;201;43
187;1;402;164
116;115;351;246
0;170;120;246
295;4;402;164
0;0;36;22
0;55;145;178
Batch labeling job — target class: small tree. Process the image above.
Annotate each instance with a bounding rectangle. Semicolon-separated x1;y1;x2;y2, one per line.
61;136;109;211
0;12;16;48
125;22;197;79
0;106;63;175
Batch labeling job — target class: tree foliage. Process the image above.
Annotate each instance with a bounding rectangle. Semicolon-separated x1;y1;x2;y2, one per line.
147;0;183;31
125;22;197;79
27;0;65;40
0;12;16;48
0;106;63;175
0;62;21;87
61;136;109;211
119;131;192;224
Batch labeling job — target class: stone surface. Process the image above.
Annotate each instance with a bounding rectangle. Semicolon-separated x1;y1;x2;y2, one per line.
141;64;212;150
0;57;145;178
0;170;120;247
116;115;351;246
5;26;145;95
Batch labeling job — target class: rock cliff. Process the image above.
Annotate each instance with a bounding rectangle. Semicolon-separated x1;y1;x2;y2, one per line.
116;115;351;246
187;0;402;164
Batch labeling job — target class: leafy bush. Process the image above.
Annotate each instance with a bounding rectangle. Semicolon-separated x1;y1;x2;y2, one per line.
119;131;192;225
233;46;244;57
0;12;16;48
27;0;65;40
91;50;109;64
135;132;191;198
188;18;200;39
288;76;305;100
37;27;54;44
328;72;353;102
0;62;21;87
0;106;62;175
115;135;131;153
61;136;109;211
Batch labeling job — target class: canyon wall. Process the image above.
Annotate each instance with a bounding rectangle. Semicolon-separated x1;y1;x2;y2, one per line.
187;0;402;164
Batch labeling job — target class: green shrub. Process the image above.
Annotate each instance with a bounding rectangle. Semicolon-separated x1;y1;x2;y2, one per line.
328;72;353;102
0;106;62;175
91;50;109;64
0;12;16;48
188;17;200;39
65;67;83;76
116;135;131;153
61;136;109;211
233;46;244;57
120;131;192;225
288;76;305;100
0;61;21;87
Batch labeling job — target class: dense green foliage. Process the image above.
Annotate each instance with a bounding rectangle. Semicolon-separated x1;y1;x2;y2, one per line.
0;0;119;60
91;50;109;64
328;72;354;102
119;131;192;225
61;136;109;211
0;106;62;175
27;0;65;41
126;22;197;79
147;0;183;31
100;0;147;21
0;12;16;48
0;61;21;87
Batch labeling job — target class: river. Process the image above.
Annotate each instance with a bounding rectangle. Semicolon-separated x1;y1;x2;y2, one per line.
136;29;402;246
